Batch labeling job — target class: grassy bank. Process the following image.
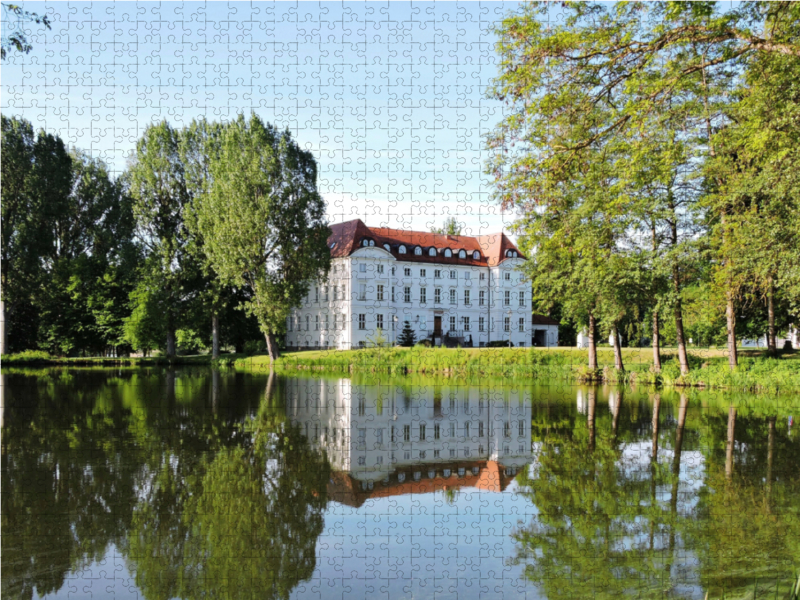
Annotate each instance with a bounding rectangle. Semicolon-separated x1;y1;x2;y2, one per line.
234;346;800;392
1;350;225;367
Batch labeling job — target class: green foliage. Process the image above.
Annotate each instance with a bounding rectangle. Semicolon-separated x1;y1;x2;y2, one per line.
429;216;462;235
123;282;167;355
397;321;416;347
190;113;330;356
1;3;51;60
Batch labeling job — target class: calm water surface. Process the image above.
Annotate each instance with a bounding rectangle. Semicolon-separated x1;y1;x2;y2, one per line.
2;368;799;600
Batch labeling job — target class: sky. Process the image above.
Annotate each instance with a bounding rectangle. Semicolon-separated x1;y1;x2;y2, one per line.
1;1;535;237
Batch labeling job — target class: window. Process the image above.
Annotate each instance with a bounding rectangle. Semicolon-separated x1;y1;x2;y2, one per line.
377;285;384;301
333;286;338;301
519;291;525;307
435;288;441;304
391;286;395;302
323;286;329;301
415;246;422;255
434;269;441;278
449;316;456;332
420;288;427;304
458;249;466;259
287;316;292;331
504;272;511;281
420;269;426;277
434;449;440;458
473;250;480;260
362;239;370;247
449;270;456;279
450;449;456;458
479;290;486;306
465;422;470;437
391;426;396;443
462;316;470;332
449;422;456;437
315;286;319;302
358;456;366;465
519;420;524;437
464;290;470;305
434;424;440;440
377;264;384;274
504;421;511;438
359;263;367;273
479;317;485;332
324;314;329;330
404;425;411;442
464;271;471;280
404;267;411;276
358;314;366;330
384;243;391;252
306;315;310;331
419;423;426;441
519;317;525;332
391;267;396;276
330;242;337;249
399;245;407;254
358;283;367;301
429;247;436;256
479;421;484;437
480;272;485;281
504;291;511;306
315;315;320;330
377;314;384;330
404;287;411;303
449;289;457;305
444;249;452;258
504;317;510;332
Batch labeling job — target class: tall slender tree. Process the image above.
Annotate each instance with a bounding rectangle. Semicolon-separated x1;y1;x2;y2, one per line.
191;114;330;364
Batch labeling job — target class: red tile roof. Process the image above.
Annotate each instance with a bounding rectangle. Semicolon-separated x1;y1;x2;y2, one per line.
327;219;524;267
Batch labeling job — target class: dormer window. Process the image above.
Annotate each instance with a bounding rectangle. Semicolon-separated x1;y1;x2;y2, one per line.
330;242;337;249
458;249;466;259
506;249;518;258
428;247;436;257
472;250;480;260
370;240;375;247
444;249;452;258
362;239;369;247
383;243;391;252
414;246;422;255
398;245;407;254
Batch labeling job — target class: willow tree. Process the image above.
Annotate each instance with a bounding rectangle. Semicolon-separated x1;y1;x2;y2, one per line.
192;114;330;363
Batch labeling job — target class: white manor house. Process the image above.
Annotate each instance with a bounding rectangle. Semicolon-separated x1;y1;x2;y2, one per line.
285;219;558;350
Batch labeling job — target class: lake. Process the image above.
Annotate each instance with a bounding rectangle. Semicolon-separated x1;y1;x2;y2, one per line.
2;368;798;600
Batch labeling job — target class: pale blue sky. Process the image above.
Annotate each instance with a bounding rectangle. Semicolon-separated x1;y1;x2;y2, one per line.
2;1;535;236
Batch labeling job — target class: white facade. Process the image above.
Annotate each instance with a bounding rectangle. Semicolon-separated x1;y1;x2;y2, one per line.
285;378;534;485
285;246;544;349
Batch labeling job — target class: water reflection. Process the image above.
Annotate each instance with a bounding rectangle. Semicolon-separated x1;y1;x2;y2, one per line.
1;369;798;600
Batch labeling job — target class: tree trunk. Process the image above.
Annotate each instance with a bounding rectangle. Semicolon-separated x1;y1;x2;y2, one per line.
672;267;690;376
587;313;598;371
726;291;738;370
265;331;280;364
767;279;776;355
652;311;661;372
611;387;622;440
166;328;176;358
211;312;220;359
612;323;624;371
0;300;6;355
725;405;736;480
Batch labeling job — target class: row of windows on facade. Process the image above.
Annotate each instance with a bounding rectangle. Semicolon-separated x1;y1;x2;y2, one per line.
331;263;519;281
294;395;526;417
288;313;529;333
309;283;526;306
358;444;526;468
331;263;511;281
305;419;526;447
344;237;521;260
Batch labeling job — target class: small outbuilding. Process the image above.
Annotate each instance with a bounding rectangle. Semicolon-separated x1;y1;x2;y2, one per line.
531;315;559;347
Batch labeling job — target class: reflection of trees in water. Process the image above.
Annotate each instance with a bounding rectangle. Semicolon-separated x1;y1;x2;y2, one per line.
512;389;800;600
1;369;330;600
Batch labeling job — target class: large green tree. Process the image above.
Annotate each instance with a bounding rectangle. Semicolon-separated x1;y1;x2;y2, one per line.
190;114;330;363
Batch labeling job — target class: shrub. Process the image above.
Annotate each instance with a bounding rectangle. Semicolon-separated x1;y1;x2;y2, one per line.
244;339;266;355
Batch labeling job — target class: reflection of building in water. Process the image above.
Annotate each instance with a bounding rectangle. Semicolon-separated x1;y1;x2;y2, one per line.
285;378;533;506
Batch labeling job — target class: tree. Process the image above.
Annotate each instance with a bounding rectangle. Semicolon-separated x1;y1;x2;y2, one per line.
1;3;51;61
430;216;462;236
397;321;416;347
191;113;330;364
126;121;204;357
